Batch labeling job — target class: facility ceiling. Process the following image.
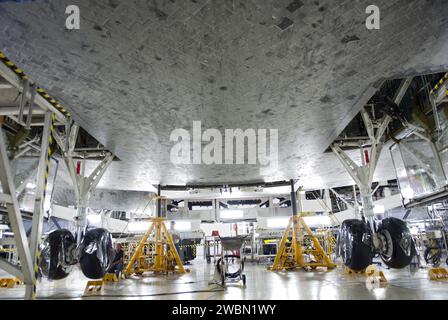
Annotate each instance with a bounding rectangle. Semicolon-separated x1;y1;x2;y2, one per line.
1;0;448;191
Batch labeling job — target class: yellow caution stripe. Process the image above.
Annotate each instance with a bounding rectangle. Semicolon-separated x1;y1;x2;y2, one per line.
430;73;448;95
32;113;56;300
0;51;72;118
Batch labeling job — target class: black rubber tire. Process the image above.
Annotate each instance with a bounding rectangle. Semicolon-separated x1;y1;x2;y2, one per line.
242;274;246;286
40;229;76;280
338;219;373;271
79;228;115;279
378;217;416;269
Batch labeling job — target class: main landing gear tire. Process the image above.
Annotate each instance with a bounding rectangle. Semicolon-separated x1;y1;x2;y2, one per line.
79;228;115;279
39;229;76;280
378;217;416;269
339;219;373;271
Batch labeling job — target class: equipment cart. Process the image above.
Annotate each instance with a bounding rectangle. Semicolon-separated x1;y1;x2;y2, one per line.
215;236;247;287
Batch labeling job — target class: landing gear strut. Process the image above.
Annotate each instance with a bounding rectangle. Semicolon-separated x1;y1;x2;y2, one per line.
332;79;416;271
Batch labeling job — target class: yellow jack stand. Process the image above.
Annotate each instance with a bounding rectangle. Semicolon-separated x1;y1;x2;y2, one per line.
344;265;387;287
270;215;336;271
124;217;186;276
365;265;388;286
103;273;119;282
428;267;448;281
84;280;104;296
0;278;21;288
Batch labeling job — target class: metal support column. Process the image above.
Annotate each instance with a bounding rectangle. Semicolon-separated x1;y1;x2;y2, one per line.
53;123;114;243
0;127;33;298
25;112;52;300
157;184;161;218
290;179;297;216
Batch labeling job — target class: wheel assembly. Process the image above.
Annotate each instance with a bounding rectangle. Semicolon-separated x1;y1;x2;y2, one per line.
377;217;415;268
338;219;374;271
39;229;77;280
78;228;115;279
424;246;442;267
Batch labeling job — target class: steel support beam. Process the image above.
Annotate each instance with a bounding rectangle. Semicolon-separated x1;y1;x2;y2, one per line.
0;258;24;280
0;60;67;124
290;179;298;216
157;184;162;218
54;123;114;243
15;167;37;195
0;106;45;116
331;78;413;219
329;188;354;210
393;77;413;105
25;112;52;300
0;129;34;291
73;154;113;242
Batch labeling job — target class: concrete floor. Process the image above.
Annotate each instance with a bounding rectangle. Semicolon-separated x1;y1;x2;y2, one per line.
0;259;447;300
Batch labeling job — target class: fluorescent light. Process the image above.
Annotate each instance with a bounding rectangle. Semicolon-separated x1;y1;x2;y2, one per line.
86;214;101;225
128;221;151;232
303;215;331;227
220;210;244;219
373;205;385;214
267;217;289;228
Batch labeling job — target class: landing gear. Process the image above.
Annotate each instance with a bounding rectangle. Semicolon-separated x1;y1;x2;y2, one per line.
424;238;443;267
78;228;115;279
40;228;115;280
377;218;416;269
39;229;77;280
424;246;442;267
339;219;374;271
338;217;416;270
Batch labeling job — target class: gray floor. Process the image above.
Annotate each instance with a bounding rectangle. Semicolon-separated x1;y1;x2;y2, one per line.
0;260;447;300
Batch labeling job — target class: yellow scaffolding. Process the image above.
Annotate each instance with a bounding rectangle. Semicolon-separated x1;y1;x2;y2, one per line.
123;217;186;276
270;215;336;271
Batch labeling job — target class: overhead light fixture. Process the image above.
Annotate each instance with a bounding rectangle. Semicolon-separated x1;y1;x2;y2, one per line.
220;210;244;219
302;215;332;227
267;217;290;228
